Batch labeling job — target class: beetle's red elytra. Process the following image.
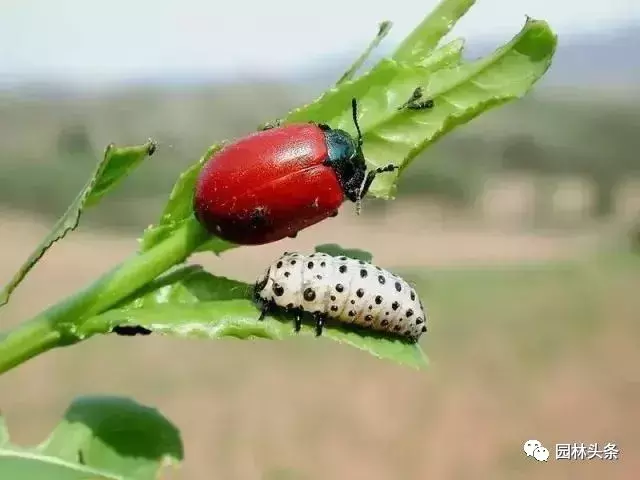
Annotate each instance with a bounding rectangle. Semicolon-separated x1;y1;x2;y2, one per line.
193;99;399;245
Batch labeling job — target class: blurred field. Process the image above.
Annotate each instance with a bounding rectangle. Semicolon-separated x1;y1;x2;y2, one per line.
0;206;638;479
1;61;639;479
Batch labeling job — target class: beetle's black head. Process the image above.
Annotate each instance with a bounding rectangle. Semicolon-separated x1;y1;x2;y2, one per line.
322;98;368;203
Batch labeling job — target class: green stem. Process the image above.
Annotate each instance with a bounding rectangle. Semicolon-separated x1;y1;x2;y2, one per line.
0;217;209;375
392;0;475;63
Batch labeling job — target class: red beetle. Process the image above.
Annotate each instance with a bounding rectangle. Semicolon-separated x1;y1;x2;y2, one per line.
193;99;398;245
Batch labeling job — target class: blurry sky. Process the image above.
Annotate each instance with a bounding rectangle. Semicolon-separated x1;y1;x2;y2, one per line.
1;0;639;85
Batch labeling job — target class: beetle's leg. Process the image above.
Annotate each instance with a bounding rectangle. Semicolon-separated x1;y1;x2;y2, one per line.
258;300;271;321
356;164;399;214
313;312;326;337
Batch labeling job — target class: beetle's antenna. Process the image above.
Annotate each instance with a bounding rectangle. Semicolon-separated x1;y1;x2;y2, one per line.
351;98;363;148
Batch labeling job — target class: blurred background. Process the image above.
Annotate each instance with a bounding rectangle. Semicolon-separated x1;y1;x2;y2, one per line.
1;0;639;478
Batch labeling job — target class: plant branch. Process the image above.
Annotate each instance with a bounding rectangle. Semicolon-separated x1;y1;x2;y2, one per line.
0;217;209;375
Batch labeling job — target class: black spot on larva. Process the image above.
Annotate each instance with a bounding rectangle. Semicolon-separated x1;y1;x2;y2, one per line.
339;265;347;273
303;288;316;301
330;295;336;301
406;309;414;318
335;283;344;293
291;260;297;265
315;274;322;280
381;319;389;327
364;315;373;322
368;305;373;310
307;261;314;269
309;253;315;257
356;288;364;298
339;256;347;261
378;275;386;284
320;261;326;267
358;260;365;265
284;272;290;278
394;325;402;331
286;303;294;309
375;266;382;271
375;295;383;304
385;311;389;316
416;318;424;324
391;301;400;311
421;326;427;332
273;283;284;296
395;281;402;292
330;305;339;312
404;329;412;336
360;269;368;278
350;299;355;304
410;291;416;301
276;261;283;268
348;310;356;317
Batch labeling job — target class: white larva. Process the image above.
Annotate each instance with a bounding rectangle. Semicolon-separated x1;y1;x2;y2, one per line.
253;251;428;342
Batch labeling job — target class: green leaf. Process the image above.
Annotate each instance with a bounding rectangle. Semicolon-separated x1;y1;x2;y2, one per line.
115;264;251;309
89;302;427;368
139;143;236;256
0;141;156;308
393;0;476;63
0;410;122;480
85;141;157;207
0;449;122;480
418;37;465;70
81;266;427;369
314;244;373;263
283;17;556;199
38;396;183;480
139;7;554;264
139;143;222;252
335;20;393;86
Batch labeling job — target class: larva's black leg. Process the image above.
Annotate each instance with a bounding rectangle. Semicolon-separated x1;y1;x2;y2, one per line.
293;308;303;333
360;164;399;199
258;300;271;322
313;312;326;337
